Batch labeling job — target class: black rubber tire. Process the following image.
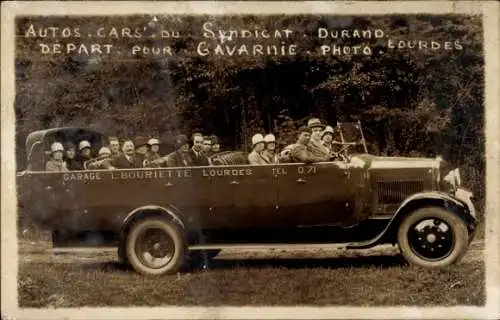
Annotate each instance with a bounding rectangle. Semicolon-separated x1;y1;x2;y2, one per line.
125;218;185;276
397;206;469;268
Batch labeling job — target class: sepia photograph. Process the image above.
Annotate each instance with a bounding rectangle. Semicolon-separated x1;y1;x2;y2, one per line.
1;1;499;319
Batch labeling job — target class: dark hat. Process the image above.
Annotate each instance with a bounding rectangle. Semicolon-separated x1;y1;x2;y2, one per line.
134;136;149;148
210;135;219;144
297;126;312;134
307;118;326;129
175;134;189;147
65;142;76;150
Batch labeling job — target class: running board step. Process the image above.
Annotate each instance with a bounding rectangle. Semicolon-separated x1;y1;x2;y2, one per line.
51;242;384;253
188;243;354;250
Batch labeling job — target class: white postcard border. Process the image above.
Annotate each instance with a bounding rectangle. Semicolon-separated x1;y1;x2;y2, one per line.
1;1;499;319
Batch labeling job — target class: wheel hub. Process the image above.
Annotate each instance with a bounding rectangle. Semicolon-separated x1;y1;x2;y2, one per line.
408;218;454;261
426;233;437;243
135;228;175;269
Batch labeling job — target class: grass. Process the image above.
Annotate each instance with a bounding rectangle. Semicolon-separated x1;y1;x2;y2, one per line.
16;218;486;308
18;254;485;307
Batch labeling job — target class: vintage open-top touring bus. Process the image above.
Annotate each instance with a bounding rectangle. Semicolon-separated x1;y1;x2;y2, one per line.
17;124;477;276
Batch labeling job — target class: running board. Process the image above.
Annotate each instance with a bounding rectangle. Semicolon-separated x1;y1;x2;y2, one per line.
188;243;354;250
51;242;388;253
52;247;116;254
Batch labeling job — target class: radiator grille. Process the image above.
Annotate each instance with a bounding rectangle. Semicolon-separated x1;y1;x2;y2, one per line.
377;180;425;204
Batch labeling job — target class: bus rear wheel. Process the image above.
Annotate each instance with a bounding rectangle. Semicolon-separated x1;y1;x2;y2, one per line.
125;217;186;276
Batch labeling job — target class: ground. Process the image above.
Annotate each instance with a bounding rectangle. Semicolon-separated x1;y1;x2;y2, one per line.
18;233;485;308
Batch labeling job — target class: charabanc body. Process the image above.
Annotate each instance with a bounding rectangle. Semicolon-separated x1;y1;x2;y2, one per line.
17;126;477;276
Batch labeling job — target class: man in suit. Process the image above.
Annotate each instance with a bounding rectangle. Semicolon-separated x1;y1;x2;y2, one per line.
64;142;80;170
307;118;330;159
282;127;330;164
202;135;212;156
104;139;143;169
108;137;122;159
189;133;209;166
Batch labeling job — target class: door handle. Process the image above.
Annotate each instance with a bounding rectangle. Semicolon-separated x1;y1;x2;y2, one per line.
230;180;240;185
164;182;174;187
44;185;53;190
296;178;307;184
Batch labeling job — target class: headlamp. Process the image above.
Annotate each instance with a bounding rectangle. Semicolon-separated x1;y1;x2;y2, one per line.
443;168;461;191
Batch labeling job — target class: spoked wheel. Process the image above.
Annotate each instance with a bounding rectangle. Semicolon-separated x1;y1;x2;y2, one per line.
397;207;469;268
125;218;185;276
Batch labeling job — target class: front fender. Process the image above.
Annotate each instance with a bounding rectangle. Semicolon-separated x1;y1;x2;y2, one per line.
395;191;476;225
347;191;477;249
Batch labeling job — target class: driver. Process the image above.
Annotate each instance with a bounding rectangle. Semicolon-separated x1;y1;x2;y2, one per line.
306;118;330;159
285;127;330;164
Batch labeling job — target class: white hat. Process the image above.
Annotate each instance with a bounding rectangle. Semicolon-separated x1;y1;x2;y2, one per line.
322;126;335;137
251;134;265;146
98;147;111;156
264;134;276;143
148;138;160;145
50;142;64;153
79;140;91;151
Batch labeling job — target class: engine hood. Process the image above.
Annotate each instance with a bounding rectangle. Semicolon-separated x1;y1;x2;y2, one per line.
369;156;440;170
350;154;441;170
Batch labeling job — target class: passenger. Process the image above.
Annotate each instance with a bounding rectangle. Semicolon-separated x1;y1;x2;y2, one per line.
164;134;193;167
45;142;68;172
307;118;330;159
143;138;162;167
278;144;294;163
105;139;143;169
74;140;93;170
189;133;209;166
64;143;80;170
98;146;112;158
262;134;278;164
202;135;213;157
210;135;221;154
286;127;330;163
86;147;113;170
248;134;269;165
321;125;335;152
108;137;122;158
